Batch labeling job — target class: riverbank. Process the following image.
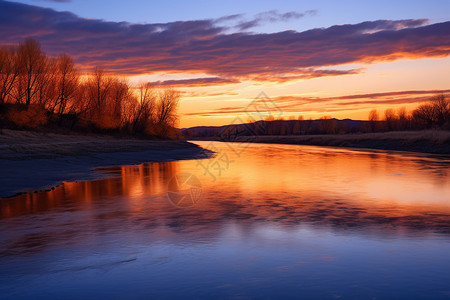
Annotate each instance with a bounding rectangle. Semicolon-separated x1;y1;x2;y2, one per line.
0;130;209;197
195;130;450;155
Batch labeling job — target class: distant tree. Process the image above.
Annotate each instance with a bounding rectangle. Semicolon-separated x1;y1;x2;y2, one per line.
292;115;305;135
412;94;450;129
368;109;379;132
396;107;409;130
384;109;396;131
431;94;450;127
413;103;435;128
319;116;337;134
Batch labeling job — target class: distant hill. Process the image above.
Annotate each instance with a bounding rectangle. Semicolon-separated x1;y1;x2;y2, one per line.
181;118;371;139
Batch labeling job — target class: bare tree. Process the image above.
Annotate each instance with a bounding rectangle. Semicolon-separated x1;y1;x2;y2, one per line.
0;46;20;104
1;38;183;138
413;103;435;128
132;83;156;133
109;78;130;125
82;67;118;129
384;109;396;131
121;94;139;130
368;109;379;132
396;107;408;130
35;57;57;108
431;94;450;127
51;54;79;118
86;67;113;114
15;38;48;106
319;116;338;134
156;88;180;127
412;94;450;129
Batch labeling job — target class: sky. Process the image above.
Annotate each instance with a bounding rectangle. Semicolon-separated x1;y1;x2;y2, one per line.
1;0;450;127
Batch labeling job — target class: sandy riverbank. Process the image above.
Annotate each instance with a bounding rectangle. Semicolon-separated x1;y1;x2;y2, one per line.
0;130;209;197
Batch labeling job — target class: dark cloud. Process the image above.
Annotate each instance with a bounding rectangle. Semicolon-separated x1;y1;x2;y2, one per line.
0;0;449;83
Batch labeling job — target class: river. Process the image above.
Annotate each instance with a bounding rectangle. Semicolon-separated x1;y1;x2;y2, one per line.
1;141;450;299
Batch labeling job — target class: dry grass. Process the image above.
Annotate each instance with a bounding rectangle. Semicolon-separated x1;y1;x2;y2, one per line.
0;129;198;160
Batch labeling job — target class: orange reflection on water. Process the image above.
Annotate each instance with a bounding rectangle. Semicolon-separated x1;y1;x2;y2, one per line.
1;143;449;235
0;162;177;219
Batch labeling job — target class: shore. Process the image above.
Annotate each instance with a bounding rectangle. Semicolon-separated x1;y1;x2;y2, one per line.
194;130;450;155
0;130;209;198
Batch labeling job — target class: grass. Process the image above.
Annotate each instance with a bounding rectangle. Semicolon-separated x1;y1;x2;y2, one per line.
0;129;199;160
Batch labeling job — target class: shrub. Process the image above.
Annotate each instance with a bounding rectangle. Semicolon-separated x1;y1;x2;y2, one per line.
7;105;48;129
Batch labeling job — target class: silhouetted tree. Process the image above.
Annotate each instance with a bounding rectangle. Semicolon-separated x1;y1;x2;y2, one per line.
319;116;337;134
15;38;48;106
132;83;156;133
368;109;379;132
413;94;449;128
51;54;79;119
432;94;450;127
384;109;396;131
155;88;180;136
396;107;409;130
0;46;19;104
0;39;183;138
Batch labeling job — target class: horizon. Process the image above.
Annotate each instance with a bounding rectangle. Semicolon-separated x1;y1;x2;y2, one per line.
1;0;449;128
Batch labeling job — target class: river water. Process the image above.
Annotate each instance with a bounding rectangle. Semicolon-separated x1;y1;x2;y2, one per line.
1;141;450;299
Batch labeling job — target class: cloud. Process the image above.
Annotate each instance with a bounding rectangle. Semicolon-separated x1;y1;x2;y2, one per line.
232;9;317;30
246;68;363;82
0;0;449;83
185;89;450;117
149;77;239;87
181;90;239;98
274;89;450;104
33;0;71;3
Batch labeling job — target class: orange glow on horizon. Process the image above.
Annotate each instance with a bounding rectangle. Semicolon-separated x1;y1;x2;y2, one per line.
124;56;450;128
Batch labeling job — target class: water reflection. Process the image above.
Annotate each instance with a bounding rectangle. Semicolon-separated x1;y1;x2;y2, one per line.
0;162;178;219
1;143;449;250
1;142;450;299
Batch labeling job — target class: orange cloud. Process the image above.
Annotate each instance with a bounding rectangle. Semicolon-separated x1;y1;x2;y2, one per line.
149;77;239;87
184;89;450;117
1;1;449;83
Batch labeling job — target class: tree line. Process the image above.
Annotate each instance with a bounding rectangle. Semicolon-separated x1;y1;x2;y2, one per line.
183;94;450;138
0;39;180;138
368;94;450;132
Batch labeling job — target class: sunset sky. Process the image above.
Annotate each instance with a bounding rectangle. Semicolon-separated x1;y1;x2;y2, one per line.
1;0;449;127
